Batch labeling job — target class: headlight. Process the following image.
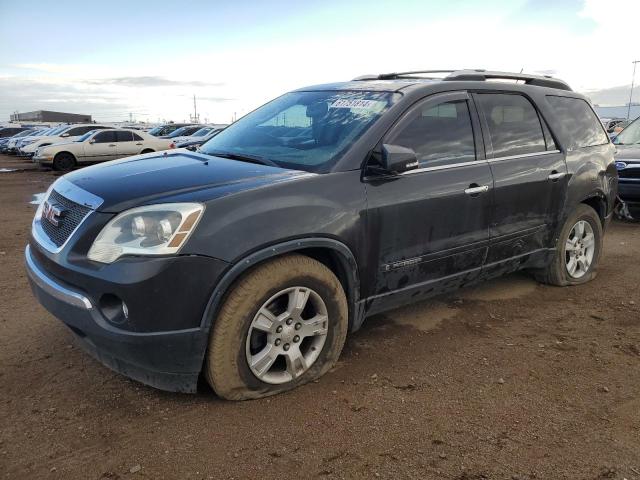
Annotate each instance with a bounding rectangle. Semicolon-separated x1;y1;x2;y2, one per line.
87;203;204;264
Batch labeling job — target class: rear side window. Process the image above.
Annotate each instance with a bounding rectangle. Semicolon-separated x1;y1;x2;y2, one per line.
132;133;144;141
389;99;476;167
546;96;608;148
116;131;134;142
477;93;546;158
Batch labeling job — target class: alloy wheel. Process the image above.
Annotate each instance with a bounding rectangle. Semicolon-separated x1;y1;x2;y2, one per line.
245;286;329;384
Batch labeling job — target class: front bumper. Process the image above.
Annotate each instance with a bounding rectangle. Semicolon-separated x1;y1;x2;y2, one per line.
25;244;229;392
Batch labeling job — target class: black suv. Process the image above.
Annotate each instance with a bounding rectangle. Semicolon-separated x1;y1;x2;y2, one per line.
26;70;617;399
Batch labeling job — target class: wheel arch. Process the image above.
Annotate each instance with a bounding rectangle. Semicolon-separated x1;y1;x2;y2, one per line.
580;191;608;227
53;150;78;164
200;238;361;333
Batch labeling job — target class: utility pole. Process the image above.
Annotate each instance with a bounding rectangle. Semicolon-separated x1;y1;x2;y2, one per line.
192;94;199;123
627;60;639;120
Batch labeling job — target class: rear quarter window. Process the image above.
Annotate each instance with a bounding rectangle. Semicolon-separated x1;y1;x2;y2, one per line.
546;96;609;148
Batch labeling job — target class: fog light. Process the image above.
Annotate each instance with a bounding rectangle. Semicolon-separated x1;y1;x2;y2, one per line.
99;294;128;324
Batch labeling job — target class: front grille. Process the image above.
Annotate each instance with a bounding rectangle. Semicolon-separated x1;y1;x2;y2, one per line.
40;189;91;247
619;168;640;180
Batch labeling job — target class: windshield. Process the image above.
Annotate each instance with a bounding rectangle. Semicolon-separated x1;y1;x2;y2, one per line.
76;130;97;142
200;91;395;172
165;126;188;137
47;126;69;136
191;127;213;137
613;117;640;145
148;126;164;135
14;130;35;138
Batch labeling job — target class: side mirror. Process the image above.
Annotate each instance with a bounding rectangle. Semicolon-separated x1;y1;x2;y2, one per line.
380;144;419;174
89;139;96;144
61;133;69;137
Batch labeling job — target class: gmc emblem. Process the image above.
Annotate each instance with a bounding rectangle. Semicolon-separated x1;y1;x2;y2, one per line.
42;201;65;227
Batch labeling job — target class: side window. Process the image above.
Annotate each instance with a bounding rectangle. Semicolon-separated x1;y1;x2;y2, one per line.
477;93;546;157
388;99;476;167
132;133;144;141
116;131;134;142
546;96;609;148
64;127;85;136
93;131;117;143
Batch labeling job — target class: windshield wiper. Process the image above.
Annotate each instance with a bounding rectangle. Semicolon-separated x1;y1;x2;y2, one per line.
204;150;280;168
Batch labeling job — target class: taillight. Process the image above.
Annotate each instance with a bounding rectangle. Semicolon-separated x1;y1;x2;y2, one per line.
170;142;176;149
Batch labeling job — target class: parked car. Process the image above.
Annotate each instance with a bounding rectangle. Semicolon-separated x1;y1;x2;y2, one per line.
601;117;626;135
147;123;194;137
168;125;226;145
26;70;616;399
0;128;40;153
176;127;226;151
0;126;31;138
10;127;62;155
34;128;176;170
159;125;201;139
612;116;640;218
19;124;113;158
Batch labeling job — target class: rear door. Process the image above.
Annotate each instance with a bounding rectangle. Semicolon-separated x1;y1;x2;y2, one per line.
115;130;139;156
365;91;494;312
473;92;568;269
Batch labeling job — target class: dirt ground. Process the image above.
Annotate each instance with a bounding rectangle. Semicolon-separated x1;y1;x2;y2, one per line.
1;153;639;480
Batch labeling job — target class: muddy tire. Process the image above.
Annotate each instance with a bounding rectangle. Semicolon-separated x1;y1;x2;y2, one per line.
534;204;603;286
53;152;76;171
205;254;348;400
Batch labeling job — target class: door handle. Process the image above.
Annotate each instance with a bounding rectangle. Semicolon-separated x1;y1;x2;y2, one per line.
136;143;143;145
464;185;489;196
548;171;565;181
108;144;116;147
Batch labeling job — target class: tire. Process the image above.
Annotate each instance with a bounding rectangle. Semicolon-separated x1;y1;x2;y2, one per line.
52;152;76;171
534;204;603;286
141;149;154;154
205;254;348;400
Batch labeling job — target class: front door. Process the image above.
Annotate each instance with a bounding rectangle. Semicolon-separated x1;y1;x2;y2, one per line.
83;130;118;162
473;92;568;269
364;91;494;314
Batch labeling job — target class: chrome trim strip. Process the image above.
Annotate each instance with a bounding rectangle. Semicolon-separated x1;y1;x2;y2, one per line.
52;177;104;209
25;245;92;310
401;159;487;175
488;150;561;163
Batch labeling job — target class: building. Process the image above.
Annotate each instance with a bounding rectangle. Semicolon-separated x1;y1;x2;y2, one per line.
593;104;640;121
9;110;92;123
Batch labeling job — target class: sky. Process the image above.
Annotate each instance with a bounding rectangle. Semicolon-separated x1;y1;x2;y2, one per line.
0;0;638;124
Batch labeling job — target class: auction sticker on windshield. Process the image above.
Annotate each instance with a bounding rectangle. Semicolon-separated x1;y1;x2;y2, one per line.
329;99;386;113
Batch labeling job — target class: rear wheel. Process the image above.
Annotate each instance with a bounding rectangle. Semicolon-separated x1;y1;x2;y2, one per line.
141;148;154;154
52;152;76;171
534;204;603;286
205;254;348;400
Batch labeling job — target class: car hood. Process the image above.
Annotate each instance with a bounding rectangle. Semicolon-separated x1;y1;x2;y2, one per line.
615;145;640;160
61;150;311;212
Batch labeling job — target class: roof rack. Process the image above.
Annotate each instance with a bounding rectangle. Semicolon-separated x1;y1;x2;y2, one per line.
352;69;572;91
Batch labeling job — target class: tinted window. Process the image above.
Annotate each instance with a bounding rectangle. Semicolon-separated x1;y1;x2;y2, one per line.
133;133;144;141
116;131;134;142
546;96;608;148
477;93;546;157
389;99;476;167
93;131;117;143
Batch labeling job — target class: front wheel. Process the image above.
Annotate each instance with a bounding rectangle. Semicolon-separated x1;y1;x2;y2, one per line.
52;152;76;171
205;254;348;400
534;204;603;286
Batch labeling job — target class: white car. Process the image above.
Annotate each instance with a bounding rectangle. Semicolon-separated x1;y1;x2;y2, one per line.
14;126;65;154
19;124;113;157
34;128;176;170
